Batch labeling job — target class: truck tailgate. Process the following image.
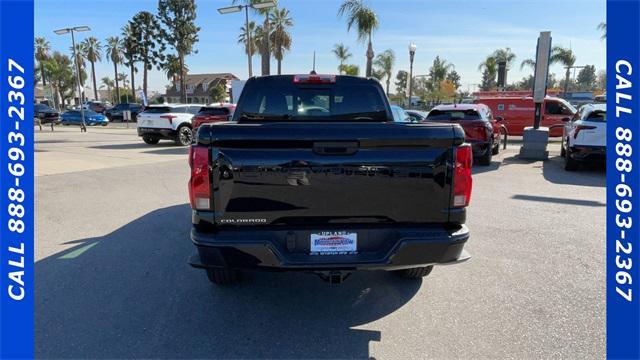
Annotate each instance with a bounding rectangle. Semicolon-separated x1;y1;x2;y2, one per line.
198;122;464;226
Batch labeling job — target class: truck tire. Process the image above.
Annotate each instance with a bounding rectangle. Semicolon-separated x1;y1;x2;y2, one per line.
491;137;500;155
395;266;433;279
478;148;492;166
175;125;193;146
206;268;239;285
564;147;579;171
142;135;160;145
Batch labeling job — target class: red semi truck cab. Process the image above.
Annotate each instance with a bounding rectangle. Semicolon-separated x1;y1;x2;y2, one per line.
475;96;577;137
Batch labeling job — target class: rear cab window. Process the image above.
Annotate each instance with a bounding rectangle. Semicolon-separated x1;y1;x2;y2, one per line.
426;109;482;121
233;75;392;122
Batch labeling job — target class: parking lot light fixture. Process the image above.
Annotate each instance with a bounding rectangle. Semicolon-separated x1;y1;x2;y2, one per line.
408;43;417;109
218;1;276;78
54;26;91;132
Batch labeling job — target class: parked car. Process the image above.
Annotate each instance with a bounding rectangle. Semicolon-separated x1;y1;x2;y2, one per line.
405;109;428;122
82;101;109;113
105;103;144;121
136;104;204;145
475;96;576;136
60;110;109;126
34;103;60;124
187;74;472;285
594;92;606;103
390;105;410;122
192;103;236;131
561;103;606;171
425;103;502;165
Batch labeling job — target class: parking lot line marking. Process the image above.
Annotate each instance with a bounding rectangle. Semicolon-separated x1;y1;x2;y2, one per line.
58;242;98;259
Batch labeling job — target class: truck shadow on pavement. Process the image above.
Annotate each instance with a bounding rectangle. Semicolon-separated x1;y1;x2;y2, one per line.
36;204;421;359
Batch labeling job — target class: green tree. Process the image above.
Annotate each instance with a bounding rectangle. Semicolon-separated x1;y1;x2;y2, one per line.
520;58;536;71
340;64;360;76
427;56;453;92
576;65;596;90
209;82;227;102
105;36;123;103
478;56;497;91
122;23;138;102
596;69;606;90
81;37;102;100
35;37;51;86
233;0;276;75
332;43;352;74
70;43;86;88
446;70;461;90
373;49;395;94
598;22;606;40
269;7;293;75
100;77;115;102
158;0;200;103
162;54;188;84
43;52;76;107
491;47;516;71
395;70;407;95
130;11;166;99
338;0;378;77
550;45;576;95
238;21;259;73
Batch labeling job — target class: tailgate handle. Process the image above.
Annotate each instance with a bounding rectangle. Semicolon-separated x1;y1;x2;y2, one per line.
313;141;359;155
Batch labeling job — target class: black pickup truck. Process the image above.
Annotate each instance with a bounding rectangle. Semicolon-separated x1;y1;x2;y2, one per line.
188;74;473;285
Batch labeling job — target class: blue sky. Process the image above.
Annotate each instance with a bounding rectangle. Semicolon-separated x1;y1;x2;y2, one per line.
35;0;606;94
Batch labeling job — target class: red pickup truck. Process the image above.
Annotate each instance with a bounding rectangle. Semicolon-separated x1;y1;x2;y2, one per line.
424;103;502;165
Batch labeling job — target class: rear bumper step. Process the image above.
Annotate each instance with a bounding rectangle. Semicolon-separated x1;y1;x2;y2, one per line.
189;225;470;271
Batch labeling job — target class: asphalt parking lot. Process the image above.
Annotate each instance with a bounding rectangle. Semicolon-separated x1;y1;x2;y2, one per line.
35;125;605;359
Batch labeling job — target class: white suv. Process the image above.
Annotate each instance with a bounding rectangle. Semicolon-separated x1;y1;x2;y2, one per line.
137;104;204;146
561;103;606;171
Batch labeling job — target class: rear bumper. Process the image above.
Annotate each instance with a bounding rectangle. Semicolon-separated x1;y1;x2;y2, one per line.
569;145;606;161
189;224;470;271
468;140;491;155
137;127;177;139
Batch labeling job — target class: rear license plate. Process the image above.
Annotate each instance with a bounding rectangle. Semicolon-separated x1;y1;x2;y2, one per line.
310;232;357;255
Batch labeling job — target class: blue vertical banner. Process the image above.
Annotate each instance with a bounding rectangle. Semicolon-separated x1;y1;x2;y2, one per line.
0;0;35;358
607;0;640;359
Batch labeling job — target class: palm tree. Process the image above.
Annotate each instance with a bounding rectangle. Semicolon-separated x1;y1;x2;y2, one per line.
520;58;536;71
70;43;86;86
491;47;516;70
598;22;606;40
122;23;137;102
550;46;576;95
162;54;189;90
117;73;129;102
35;37;51;86
81;37;102;100
100;77;115;102
374;49;395;94
332;43;352;74
478;56;498;91
269;7;293;75
105;36;123;103
233;0;274;75
238;21;259;66
338;0;379;77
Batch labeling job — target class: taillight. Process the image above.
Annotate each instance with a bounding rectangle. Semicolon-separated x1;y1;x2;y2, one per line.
188;146;211;210
161;115;177;124
574;125;596;139
453;144;473;208
293;74;336;84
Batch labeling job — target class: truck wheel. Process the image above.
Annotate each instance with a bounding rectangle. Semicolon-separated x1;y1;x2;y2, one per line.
175;125;193;146
564;147;579;171
395;266;433;279
206;268;239;285
491;137;500;155
142;135;160;145
478;148;492;166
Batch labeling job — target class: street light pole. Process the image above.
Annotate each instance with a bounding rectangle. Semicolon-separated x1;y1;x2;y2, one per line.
218;1;276;79
70;29;86;132
408;43;417;109
244;5;252;77
54;26;90;132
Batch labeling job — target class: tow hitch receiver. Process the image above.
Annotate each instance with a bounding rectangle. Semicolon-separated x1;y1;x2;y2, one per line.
317;271;351;284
